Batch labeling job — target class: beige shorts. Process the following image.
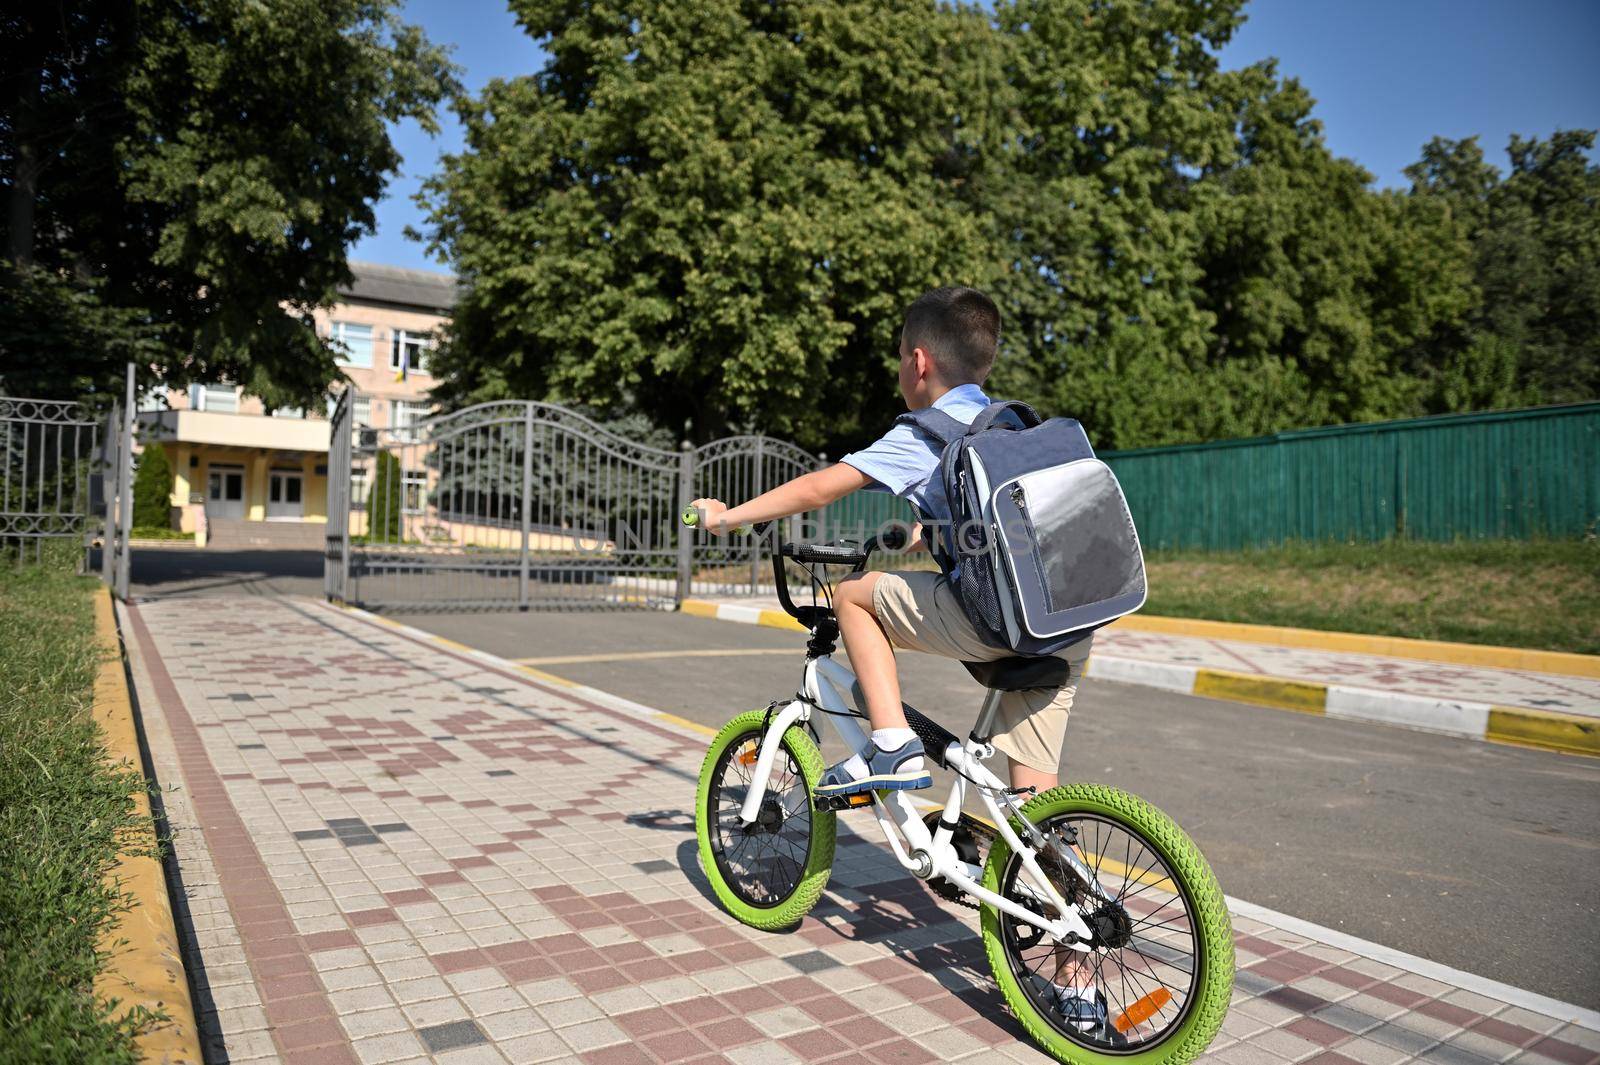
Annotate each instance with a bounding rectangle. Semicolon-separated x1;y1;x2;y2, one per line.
870;570;1092;773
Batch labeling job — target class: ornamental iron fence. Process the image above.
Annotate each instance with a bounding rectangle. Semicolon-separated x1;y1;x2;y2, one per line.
1;375;132;592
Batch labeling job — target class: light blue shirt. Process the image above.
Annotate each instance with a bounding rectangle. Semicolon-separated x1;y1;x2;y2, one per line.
839;383;991;525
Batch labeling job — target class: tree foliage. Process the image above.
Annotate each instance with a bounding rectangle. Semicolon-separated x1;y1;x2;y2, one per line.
131;439;173;529
367;450;404;543
411;2;1600;451
0;0;457;406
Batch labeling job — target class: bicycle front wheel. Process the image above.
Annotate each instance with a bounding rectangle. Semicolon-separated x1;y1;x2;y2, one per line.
695;710;836;931
980;784;1234;1065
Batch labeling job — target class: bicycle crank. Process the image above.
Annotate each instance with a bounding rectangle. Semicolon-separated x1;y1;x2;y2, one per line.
922;811;996;910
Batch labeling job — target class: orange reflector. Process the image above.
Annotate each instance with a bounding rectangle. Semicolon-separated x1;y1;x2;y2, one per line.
737;749;759;766
1114;988;1171;1034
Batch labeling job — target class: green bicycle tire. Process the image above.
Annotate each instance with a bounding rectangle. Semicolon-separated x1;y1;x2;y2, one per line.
694;710;836;931
980;783;1234;1065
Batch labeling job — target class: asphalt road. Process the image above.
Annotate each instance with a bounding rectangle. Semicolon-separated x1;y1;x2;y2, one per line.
127;548;1600;1006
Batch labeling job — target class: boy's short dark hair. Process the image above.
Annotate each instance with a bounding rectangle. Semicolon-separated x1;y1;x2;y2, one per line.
902;286;1001;384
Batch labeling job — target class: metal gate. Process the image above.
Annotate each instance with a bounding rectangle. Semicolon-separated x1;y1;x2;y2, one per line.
1;388;130;591
327;396;685;610
683;435;822;598
325;395;829;611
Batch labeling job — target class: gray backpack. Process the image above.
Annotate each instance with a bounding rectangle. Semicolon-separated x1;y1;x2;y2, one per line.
898;400;1147;656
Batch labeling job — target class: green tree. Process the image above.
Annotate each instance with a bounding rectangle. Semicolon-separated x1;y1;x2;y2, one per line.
0;0;457;406
419;0;1005;448
367;451;404;543
982;0;1248;448
1406;131;1599;409
419;0;1595;455
131;440;174;529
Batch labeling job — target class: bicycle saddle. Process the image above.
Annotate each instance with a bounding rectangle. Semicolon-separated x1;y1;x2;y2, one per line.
962;656;1073;691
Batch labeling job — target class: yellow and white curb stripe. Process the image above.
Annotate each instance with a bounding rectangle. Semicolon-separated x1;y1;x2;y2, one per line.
680;599;1599;758
94;587;202;1063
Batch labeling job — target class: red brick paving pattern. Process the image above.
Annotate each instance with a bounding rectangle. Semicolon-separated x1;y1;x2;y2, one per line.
125;596;1600;1065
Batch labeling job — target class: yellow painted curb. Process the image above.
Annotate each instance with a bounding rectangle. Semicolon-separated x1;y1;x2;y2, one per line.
1192;669;1328;715
656;711;719;737
514;664;580;689
680;599;807;633
1485;707;1600;757
1112;614;1600;679
92;587;201;1064
757;608;806;632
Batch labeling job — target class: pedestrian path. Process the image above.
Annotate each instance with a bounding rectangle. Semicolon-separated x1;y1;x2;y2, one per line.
121;596;1600;1065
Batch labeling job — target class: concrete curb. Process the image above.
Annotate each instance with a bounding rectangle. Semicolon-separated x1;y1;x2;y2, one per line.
1112;613;1600;679
679;598;1600;758
91;586;202;1064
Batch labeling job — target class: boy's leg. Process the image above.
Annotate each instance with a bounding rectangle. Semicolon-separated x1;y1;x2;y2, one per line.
834;571;909;731
813;571;929;796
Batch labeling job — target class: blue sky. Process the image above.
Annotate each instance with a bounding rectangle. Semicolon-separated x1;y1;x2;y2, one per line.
351;0;1600;274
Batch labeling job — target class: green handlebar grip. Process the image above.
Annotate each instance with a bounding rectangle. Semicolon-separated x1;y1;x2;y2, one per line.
680;506;748;535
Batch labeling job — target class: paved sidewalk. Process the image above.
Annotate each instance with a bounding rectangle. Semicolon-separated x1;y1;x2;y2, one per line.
123;596;1599;1065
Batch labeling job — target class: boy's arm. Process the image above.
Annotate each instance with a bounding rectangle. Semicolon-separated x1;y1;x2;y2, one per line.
692;462;870;534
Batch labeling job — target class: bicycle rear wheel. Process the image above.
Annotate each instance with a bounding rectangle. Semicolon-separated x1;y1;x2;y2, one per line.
695;709;836;930
980;784;1233;1065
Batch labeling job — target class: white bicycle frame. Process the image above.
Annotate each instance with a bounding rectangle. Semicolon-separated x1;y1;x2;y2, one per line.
737;653;1101;949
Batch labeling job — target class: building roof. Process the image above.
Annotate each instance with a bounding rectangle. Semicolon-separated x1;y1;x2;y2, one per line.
341;260;459;312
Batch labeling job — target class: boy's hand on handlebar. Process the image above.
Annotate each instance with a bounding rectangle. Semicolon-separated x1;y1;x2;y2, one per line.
689;498;731;534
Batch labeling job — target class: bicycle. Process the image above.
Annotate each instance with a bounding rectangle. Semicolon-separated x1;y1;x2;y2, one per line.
684;512;1234;1065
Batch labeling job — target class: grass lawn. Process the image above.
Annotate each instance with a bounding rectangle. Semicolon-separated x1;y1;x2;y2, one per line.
0;550;152;1063
1143;539;1600;655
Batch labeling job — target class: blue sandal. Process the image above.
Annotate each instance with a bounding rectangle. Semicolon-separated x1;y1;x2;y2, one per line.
813;738;932;797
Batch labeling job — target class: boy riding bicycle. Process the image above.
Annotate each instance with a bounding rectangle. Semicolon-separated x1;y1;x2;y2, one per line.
693;285;1104;1025
693;285;1090;799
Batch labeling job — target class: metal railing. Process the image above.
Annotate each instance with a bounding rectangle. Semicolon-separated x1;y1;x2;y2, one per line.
0;386;128;587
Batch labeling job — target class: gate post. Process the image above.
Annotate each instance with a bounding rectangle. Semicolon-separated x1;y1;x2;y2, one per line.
114;364;134;600
750;437;764;592
676;441;694;605
519;404;534;609
101;401;119;587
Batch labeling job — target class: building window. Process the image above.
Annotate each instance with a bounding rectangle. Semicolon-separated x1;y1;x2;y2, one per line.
349;467;370;510
326;393;373;426
390;330;431;375
190;384;238;412
403;469;427;514
393;400;432;429
329;321;374;367
272;406;305;419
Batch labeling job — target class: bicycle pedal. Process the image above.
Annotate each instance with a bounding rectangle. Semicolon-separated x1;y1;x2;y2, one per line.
813;792;874;812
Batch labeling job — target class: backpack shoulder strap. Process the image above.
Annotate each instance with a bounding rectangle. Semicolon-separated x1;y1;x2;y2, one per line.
893;407;968;446
966;400;1041;435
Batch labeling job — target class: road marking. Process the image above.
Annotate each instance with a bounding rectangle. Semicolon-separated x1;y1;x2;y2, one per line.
514;649;797;666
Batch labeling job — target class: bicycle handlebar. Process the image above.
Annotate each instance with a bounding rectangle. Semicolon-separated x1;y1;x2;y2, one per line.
678;507;914;626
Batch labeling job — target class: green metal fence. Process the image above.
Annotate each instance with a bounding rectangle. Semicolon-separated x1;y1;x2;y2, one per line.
817;402;1599;553
1102;403;1600;551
